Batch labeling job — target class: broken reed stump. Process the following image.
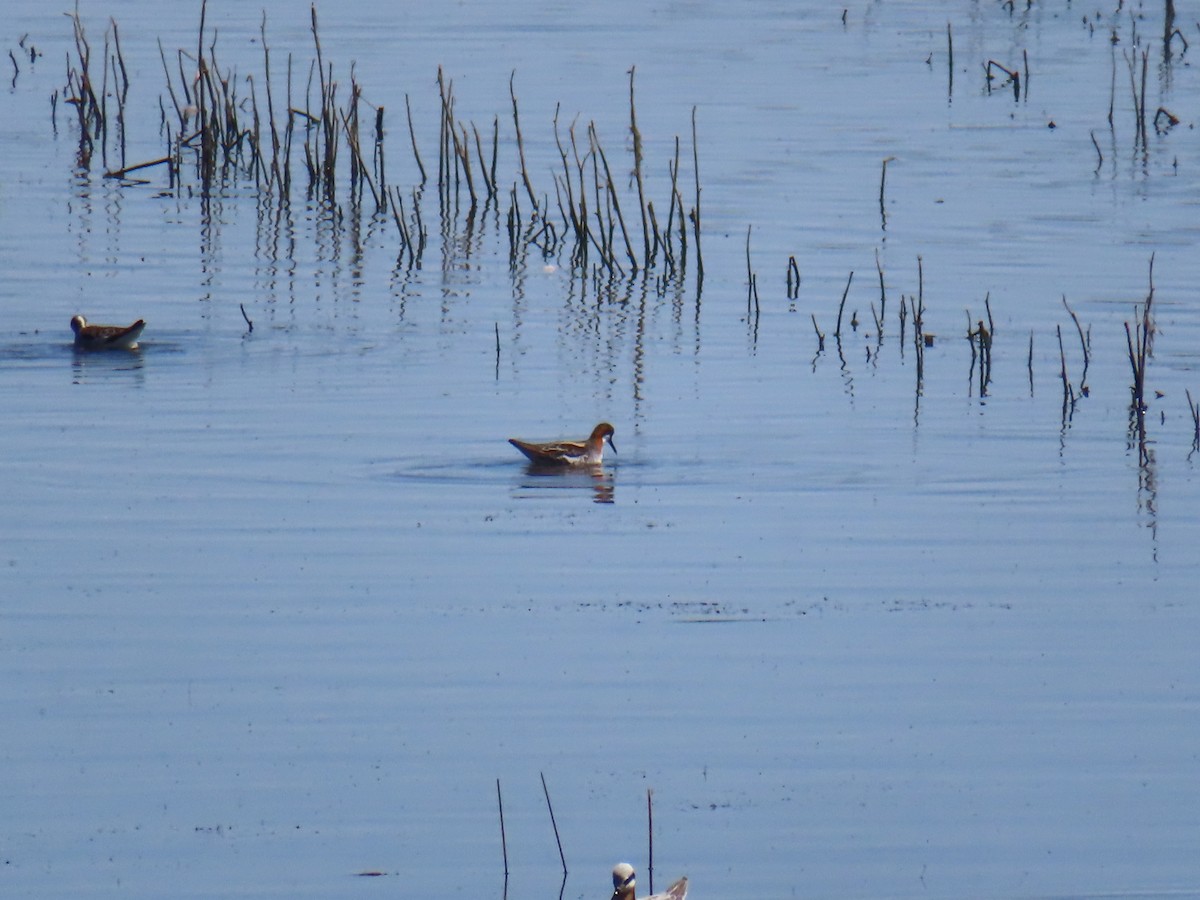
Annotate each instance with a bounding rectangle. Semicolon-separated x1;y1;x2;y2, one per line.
811;314;825;351
786;256;801;300
870;301;883;336
984;58;1020;100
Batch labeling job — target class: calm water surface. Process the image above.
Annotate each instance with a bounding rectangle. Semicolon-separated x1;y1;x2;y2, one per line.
2;1;1199;898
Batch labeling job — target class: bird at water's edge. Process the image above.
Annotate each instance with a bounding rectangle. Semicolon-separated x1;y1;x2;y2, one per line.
70;315;146;350
508;422;616;466
612;863;688;900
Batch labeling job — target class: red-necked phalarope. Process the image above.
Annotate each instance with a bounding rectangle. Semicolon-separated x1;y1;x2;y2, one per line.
612;863;687;900
509;422;616;466
70;315;146;351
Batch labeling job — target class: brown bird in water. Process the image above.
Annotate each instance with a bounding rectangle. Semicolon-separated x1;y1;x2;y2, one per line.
508;422;616;466
611;863;687;900
70;315;146;351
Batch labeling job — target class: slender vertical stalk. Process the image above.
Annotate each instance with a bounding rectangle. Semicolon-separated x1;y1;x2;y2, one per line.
946;21;954;99
540;772;567;876
629;66;650;268
690;106;702;281
510;72;538;214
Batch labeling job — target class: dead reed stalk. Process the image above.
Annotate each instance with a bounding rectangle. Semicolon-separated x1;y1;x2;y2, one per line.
404;93;427;184
966;294;993;395
629;67;651;267
834;271;854;338
1124;48;1149;148
592;123;637;273
1060;295;1091;395
510;73;539;215
1186;390;1200;453
690;106;703;282
64;9;102;164
1027;331;1034;395
646;789;655;895
540;772;567;876
1056;324;1076;414
1124;255;1156;417
946;22;954;99
874;248;886;327
786;256;801;300
911;255;926;350
496;779;509;878
878;156;893;229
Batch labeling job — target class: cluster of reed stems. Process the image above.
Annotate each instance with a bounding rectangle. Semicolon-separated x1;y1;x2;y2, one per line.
1106;30;1180;153
60;4;702;290
62;10;131;171
904;256;929;389
778;247;1188;454
494;777;662;897
1124;255;1157;464
537;68;701;282
60;6;1194;456
152;2;388;202
1054;294;1092;422
966;295;994;397
984;57;1024;101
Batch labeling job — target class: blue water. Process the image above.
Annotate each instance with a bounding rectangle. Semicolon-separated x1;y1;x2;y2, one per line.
2;2;1199;898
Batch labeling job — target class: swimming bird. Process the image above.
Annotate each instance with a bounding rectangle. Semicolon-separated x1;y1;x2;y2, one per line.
612;863;687;900
70;315;146;350
508;422;616;466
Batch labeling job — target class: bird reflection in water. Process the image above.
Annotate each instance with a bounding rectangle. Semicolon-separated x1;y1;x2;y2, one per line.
519;460;615;504
70;348;147;386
